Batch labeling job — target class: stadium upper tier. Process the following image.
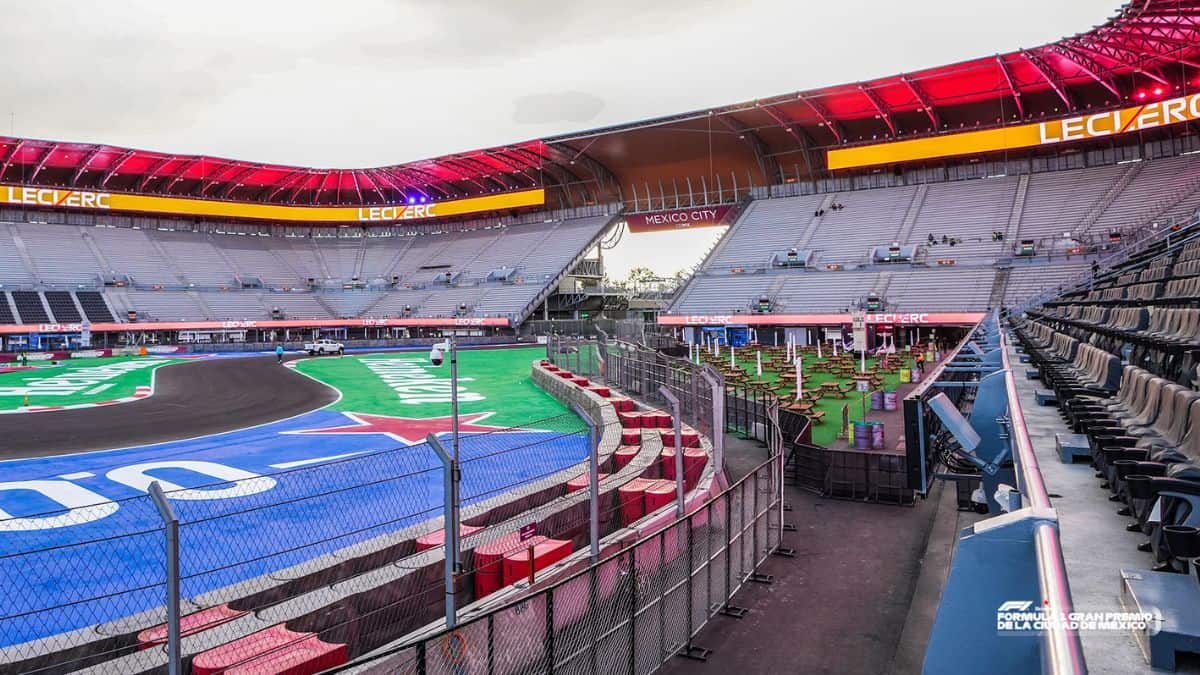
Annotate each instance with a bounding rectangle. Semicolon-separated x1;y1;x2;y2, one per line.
0;2;1196;212
669;152;1200;315
0;213;614;324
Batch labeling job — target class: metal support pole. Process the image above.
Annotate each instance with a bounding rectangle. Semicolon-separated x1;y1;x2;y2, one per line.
571;403;601;562
700;368;725;476
427;434;461;629
659;385;685;517
148;482;181;675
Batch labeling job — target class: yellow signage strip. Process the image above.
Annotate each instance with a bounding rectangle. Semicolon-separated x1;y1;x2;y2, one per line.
0;184;545;224
827;93;1200;171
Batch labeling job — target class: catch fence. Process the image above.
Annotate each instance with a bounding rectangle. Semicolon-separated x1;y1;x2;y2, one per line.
333;454;783;674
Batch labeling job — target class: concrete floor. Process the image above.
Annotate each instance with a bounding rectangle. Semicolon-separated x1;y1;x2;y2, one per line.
1010;341;1175;675
660;433;946;675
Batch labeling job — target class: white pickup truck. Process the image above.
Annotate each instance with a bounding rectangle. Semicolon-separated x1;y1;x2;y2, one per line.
303;338;345;356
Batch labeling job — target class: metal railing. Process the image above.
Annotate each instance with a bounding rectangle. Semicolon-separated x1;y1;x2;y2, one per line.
331;453;783;675
1000;331;1086;675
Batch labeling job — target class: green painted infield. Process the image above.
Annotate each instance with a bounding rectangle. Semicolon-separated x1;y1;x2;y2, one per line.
0;356;184;410
293;347;568;426
726;351;916;447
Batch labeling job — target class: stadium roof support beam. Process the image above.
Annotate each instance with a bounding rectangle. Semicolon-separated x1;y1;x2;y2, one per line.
1049;46;1122;97
546;141;616;187
795;93;843;144
165;157;205;194
481;148;542;189
27;145;56;183
214;164;262;199
995;56;1025;119
858;84;896;136
899;76;939;129
396;165;462;197
716;113;780;184
1084;35;1200;71
356;169;381;202
1062;42;1170;85
264;170;307;203
350;170;364;204
1022;50;1073;110
136;156;179;191
99;149;137;188
312;170;336;205
70;145;107;185
0;140;24;182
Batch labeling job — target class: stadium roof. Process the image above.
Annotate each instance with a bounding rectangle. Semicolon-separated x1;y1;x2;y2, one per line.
1;0;1197;209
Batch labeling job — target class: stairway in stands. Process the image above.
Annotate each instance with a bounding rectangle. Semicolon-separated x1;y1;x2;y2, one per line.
989;267;1012;308
0;293;16;324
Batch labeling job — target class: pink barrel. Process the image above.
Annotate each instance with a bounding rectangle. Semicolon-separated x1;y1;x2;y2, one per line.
883;391;898;411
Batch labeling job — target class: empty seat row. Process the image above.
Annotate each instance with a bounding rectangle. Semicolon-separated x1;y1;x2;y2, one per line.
1015;319;1200;576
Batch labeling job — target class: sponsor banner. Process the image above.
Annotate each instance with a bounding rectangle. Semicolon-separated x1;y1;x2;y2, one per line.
657;312;986;327
69;349;111;359
827;93;1200;170
0;316;510;335
624;205;736;233
0;184;545;224
145;345;188;355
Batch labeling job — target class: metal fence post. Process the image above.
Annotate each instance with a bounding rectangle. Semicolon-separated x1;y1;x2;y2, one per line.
659;386;685;518
427;434;460;629
571;403;601;562
628;550;638;675
147;482;181;675
545;590;556;674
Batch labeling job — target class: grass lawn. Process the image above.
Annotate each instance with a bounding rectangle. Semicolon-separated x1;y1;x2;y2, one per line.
722;350;916;447
0;355;182;410
293;346;568;426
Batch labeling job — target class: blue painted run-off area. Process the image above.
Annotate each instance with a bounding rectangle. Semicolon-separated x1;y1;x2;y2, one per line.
0;409;587;647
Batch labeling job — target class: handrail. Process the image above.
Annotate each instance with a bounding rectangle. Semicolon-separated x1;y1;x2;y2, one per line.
999;325;1087;674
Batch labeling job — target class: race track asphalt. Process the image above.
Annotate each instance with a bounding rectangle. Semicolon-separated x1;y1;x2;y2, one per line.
0;354;338;459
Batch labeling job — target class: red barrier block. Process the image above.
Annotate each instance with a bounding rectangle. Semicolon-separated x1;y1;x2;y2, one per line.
191;624;347;675
609;397;636;413
415;524;484;552
614;445;639;470
660;447;707;486
571;377;590;387
644;479;677;514
641;411;672;429
138;604;247;649
621;431;642;446
567;472;609;493
659;430;701;448
618;412;642;429
474;531;529;598
501;538;573;587
556;370;574;379
587;386;611;398
618;478;654;525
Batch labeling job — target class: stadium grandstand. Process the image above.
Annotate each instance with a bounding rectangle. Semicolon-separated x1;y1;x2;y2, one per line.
1;2;1199;675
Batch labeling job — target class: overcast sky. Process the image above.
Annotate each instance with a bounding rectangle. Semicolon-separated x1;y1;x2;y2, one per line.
1;0;1109;279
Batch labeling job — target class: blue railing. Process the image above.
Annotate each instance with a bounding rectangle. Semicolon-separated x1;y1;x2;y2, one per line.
921;313;1086;675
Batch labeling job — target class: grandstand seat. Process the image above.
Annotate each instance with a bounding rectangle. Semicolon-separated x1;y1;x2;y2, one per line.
190;624;348;675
